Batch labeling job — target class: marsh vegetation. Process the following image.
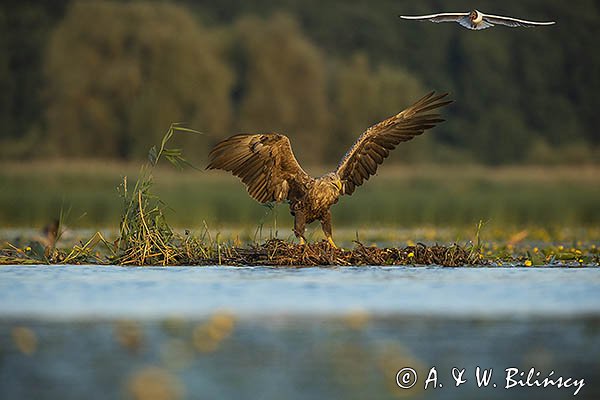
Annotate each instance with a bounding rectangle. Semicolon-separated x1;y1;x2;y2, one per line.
1;123;599;267
1;127;598;267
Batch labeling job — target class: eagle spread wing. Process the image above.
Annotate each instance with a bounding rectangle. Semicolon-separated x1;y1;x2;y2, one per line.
336;92;451;195
206;133;310;204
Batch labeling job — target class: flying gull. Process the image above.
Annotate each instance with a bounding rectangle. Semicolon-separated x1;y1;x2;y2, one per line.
399;10;555;30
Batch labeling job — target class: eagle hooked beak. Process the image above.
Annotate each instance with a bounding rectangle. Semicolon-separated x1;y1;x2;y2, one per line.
333;179;343;193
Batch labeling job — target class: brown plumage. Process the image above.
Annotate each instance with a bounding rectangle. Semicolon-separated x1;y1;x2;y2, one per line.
207;91;452;247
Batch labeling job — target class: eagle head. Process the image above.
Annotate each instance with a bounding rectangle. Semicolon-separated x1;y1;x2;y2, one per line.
321;172;343;194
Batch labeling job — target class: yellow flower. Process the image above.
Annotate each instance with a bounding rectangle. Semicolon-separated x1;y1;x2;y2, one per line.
25;246;31;252
407;252;414;258
558;245;564;251
524;260;532;267
533;247;539;253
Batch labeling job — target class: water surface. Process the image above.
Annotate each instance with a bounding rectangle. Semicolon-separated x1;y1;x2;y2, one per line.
2;265;600;400
1;265;599;318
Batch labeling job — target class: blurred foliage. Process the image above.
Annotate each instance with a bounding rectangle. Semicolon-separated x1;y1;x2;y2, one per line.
0;162;598;231
329;53;428;162
0;1;69;157
231;13;330;164
43;1;232;158
0;0;599;164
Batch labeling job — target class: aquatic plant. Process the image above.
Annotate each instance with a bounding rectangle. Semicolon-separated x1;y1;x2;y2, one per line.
115;123;201;265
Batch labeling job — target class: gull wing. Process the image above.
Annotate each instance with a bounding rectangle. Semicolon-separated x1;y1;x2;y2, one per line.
482;13;556;28
399;12;469;23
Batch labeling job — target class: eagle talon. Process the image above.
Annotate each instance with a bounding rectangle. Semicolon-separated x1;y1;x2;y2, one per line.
326;237;338;249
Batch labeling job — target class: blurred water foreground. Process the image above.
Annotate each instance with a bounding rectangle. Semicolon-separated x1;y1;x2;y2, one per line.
1;265;599;399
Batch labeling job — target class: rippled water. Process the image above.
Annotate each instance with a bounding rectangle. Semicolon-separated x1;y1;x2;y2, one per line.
1;265;599;399
0;265;599;318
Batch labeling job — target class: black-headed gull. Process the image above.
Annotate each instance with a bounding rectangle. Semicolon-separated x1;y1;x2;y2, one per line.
399;10;555;30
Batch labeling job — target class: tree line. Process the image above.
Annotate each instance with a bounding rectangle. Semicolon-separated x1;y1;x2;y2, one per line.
1;0;598;165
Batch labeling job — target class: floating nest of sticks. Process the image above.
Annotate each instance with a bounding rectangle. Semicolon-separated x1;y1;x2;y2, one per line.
2;238;480;267
187;239;481;267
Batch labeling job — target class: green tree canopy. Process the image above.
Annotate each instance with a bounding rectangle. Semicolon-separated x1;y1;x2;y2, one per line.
44;1;233;158
2;0;598;164
231;13;330;165
329;53;426;162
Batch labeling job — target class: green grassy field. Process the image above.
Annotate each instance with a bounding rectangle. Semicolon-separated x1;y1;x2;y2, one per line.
1;161;599;244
